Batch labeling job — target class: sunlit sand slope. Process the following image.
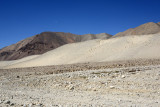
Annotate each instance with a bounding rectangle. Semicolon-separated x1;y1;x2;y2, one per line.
1;33;160;68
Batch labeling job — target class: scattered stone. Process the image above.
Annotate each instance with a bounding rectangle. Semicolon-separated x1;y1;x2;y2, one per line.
10;103;14;106
155;78;159;80
0;62;160;106
70;86;74;90
29;103;33;107
128;69;136;73
105;82;108;86
4;100;10;104
109;86;115;89
114;70;120;73
93;89;97;91
37;103;43;106
23;104;27;107
11;96;13;99
121;75;125;78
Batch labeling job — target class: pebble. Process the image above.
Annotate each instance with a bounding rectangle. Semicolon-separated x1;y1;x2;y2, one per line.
121;75;125;78
70;86;74;90
37;103;43;106
4;100;10;104
109;86;115;89
0;65;160;106
29;103;33;107
23;104;27;107
10;103;15;106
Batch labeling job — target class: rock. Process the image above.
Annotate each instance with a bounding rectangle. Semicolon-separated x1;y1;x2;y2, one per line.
11;96;13;99
29;103;33;107
100;82;108;86
121;75;125;78
58;104;62;107
155;77;159;80
23;104;27;107
105;82;108;86
37;103;43;106
25;83;28;86
109;86;115;89
70;86;74;90
4;100;10;104
10;103;14;106
93;89;97;91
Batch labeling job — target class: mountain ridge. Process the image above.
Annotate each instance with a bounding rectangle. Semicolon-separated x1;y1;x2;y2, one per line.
0;32;112;60
1;33;160;69
114;22;160;37
1;21;160;61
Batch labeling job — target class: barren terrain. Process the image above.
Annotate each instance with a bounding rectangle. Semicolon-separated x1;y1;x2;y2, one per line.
0;22;160;106
1;33;160;69
0;60;160;107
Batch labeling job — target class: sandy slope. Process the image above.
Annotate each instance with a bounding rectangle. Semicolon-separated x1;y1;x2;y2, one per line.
1;33;160;69
0;32;111;61
0;55;39;68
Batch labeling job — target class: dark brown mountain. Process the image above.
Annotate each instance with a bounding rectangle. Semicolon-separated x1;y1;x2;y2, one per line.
114;22;160;37
0;32;112;61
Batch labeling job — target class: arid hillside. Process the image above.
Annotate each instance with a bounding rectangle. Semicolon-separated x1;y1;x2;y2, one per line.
114;22;160;37
0;32;111;60
1;33;160;69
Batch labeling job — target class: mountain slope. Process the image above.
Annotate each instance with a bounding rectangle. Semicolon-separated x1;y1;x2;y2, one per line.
0;32;112;61
2;33;160;69
114;22;160;37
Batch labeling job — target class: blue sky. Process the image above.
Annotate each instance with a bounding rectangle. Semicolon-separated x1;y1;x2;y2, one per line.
0;0;160;49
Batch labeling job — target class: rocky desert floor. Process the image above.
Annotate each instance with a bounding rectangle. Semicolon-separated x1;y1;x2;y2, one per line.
0;60;160;107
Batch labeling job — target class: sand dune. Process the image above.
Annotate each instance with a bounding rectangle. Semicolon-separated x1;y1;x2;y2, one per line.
1;33;160;69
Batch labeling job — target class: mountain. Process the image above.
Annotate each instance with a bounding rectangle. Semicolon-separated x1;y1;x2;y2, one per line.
1;33;160;69
1;21;160;61
114;22;160;37
0;32;112;61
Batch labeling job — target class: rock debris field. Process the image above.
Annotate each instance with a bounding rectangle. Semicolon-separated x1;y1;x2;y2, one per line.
0;60;160;107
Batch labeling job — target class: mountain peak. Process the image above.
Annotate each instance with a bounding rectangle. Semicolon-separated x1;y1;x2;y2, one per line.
114;22;160;37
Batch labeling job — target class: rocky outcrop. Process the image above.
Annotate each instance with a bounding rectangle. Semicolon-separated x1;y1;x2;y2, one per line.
0;32;111;60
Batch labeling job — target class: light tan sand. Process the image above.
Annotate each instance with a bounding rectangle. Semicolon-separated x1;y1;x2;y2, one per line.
0;55;39;68
1;33;160;69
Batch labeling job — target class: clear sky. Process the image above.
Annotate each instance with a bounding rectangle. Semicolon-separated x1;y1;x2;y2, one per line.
0;0;160;49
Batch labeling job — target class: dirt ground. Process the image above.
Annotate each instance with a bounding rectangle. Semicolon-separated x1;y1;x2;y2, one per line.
0;60;160;107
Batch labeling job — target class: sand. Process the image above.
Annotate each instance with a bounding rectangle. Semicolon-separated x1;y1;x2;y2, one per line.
1;33;160;69
0;55;39;68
